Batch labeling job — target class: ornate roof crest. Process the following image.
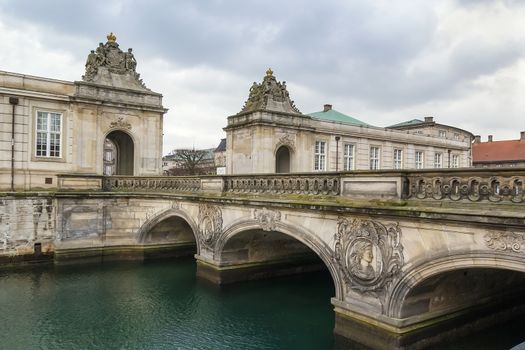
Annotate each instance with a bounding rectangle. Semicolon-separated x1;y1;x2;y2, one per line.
82;33;149;90
239;68;301;115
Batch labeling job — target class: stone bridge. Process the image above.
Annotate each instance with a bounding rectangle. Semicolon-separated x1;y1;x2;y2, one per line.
2;168;525;349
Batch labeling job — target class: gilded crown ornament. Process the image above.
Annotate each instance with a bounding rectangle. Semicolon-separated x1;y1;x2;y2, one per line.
266;68;273;76
106;32;117;43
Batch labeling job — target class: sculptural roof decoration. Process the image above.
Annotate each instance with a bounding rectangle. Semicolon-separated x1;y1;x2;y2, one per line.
239;68;301;115
82;33;149;91
107;32;117;43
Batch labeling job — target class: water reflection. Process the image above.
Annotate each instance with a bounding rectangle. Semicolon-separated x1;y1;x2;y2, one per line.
0;260;523;349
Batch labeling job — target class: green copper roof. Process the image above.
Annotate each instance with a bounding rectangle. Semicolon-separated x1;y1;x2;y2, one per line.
388;119;424;128
307;109;371;127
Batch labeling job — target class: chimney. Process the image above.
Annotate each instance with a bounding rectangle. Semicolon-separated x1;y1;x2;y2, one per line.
474;135;481;144
323;104;332;112
488;135;493;142
424;116;434;123
521;131;525;141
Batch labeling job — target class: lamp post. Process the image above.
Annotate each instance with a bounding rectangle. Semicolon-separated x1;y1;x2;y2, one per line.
335;136;340;172
9;97;19;192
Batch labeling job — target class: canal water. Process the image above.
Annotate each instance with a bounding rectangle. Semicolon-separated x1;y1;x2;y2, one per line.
0;259;523;350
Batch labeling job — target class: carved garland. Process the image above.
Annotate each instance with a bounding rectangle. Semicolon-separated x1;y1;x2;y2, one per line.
198;204;223;251
333;217;404;296
110;117;132;130
484;231;525;254
275;133;296;153
254;207;281;231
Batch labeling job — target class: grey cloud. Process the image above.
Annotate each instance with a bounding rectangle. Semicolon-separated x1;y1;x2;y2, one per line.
1;0;523;144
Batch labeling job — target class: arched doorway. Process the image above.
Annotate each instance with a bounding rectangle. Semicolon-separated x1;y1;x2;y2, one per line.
275;146;291;173
104;130;134;175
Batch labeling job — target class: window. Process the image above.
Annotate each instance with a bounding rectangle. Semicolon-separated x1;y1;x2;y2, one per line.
439;130;446;138
370;146;380;170
415;151;424;169
343;144;355;170
314;141;326;171
454;133;460;141
452;154;459;168
393;149;403;169
105;151;114;162
434;153;443;168
36;111;61;157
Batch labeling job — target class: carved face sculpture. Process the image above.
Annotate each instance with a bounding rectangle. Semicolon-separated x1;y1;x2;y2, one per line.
202;217;214;241
349;239;377;281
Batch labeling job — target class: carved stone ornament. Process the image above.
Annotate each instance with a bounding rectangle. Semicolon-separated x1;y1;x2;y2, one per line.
333;217;404;296
171;201;180;210
484;231;525;254
239;68;301;115
276;133;295;152
408;175;524;203
254;207;281;231
109;117;132;130
82;32;149;90
198;204;223;250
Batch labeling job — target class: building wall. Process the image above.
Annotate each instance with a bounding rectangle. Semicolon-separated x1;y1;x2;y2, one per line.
225;112;472;174
473;161;525;168
0;71;165;189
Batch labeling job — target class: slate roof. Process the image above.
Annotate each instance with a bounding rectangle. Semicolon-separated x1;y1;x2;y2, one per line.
388;119;425;128
214;138;226;153
307;109;371;127
473;140;525;163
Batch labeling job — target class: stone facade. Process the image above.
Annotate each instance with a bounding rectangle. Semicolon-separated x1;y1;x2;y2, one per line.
224;70;473;174
0;34;166;190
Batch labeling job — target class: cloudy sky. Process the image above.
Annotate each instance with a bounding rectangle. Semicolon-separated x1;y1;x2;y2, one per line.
1;0;524;154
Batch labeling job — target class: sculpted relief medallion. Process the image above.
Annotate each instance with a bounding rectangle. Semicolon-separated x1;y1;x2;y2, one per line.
198;204;223;251
334;217;404;295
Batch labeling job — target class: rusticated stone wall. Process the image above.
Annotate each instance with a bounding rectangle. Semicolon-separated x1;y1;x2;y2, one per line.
0;197;55;256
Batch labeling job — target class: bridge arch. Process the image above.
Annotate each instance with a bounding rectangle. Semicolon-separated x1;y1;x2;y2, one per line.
387;251;525;318
137;208;200;253
216;218;343;299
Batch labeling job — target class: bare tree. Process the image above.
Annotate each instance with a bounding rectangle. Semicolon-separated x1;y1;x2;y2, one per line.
167;149;213;175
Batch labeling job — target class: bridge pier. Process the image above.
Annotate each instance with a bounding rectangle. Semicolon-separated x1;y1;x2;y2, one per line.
332;298;525;350
194;253;325;285
54;243;196;265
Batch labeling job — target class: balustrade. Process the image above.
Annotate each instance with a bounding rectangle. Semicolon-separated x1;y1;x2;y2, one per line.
102;176;201;193
223;174;340;195
60;169;525;204
407;174;524;203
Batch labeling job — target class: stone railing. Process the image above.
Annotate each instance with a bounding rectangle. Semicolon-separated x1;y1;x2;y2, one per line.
102;176;201;193
223;173;340;195
57;168;525;204
406;170;524;203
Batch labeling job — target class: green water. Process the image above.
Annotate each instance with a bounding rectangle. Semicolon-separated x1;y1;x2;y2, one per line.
0;259;523;350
